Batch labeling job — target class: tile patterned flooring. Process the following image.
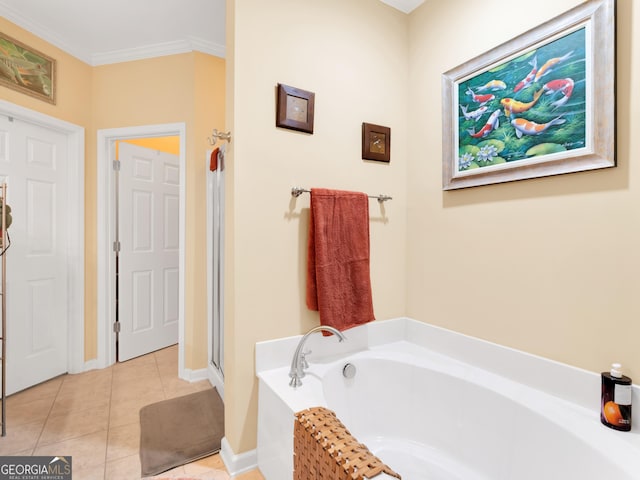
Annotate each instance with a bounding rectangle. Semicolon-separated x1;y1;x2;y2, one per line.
0;345;265;480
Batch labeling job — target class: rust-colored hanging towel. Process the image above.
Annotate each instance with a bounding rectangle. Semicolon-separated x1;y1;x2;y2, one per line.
209;147;219;171
306;188;375;333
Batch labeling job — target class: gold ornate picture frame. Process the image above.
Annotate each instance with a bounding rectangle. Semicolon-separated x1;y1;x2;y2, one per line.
0;32;56;104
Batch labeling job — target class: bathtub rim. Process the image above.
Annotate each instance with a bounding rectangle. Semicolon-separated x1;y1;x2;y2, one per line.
256;318;640;445
256;318;640;480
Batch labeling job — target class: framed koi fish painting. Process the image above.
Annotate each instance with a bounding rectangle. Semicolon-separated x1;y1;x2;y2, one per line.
0;32;56;105
442;0;615;190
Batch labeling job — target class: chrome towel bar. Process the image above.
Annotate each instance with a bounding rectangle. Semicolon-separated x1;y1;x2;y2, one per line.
291;187;392;203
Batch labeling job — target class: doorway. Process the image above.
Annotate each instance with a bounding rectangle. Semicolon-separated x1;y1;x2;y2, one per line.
97;124;186;374
116;141;180;361
0;100;84;394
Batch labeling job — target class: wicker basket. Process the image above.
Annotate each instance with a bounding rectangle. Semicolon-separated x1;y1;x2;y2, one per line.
294;406;401;480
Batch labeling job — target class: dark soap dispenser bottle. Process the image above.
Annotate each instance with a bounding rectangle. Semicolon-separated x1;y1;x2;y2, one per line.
601;363;632;431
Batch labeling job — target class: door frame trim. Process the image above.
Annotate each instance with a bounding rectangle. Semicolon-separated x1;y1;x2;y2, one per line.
97;123;186;374
0;99;85;375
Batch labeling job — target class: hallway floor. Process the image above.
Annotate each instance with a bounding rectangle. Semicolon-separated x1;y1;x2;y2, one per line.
0;345;265;480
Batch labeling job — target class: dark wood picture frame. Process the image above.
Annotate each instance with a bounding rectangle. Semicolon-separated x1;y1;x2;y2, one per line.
276;83;315;134
362;122;390;162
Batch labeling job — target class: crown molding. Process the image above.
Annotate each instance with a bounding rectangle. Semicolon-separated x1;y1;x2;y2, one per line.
380;0;425;14
91;37;225;66
0;1;225;66
0;0;93;64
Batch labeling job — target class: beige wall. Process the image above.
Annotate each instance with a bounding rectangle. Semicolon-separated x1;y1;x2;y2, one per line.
7;0;637;460
0;18;93;126
92;53;226;368
407;0;639;380
227;0;639;455
226;0;409;453
0;17;226;369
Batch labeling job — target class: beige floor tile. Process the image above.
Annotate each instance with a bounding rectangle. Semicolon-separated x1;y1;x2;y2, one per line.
153;344;178;365
115;353;157;369
6;394;56;427
182;454;228;477
113;364;162;387
112;372;163;398
33;430;108;471
161;378;212;399
39;404;109;446
56;375;112;401
10;448;36;456
107;421;141;462
0;420;43;455
109;390;165;429
186;454;227;471
180;471;229;480
72;462;107;480
235;469;265;480
59;367;113;389
49;382;112;418
146;464;186;478
1;346;256;480
156;362;178;380
149;470;229;480
7;376;63;404
105;453;142;480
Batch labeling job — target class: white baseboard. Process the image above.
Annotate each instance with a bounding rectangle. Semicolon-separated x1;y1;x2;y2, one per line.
83;359;100;372
207;364;225;400
180;367;208;382
220;437;257;478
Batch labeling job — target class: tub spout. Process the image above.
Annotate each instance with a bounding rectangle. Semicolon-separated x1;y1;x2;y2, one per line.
289;325;346;388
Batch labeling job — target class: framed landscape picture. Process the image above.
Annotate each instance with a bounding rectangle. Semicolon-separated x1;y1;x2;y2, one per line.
0;32;56;104
442;0;615;190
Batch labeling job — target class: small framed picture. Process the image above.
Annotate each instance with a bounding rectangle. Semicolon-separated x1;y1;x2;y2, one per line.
362;122;390;162
276;83;315;134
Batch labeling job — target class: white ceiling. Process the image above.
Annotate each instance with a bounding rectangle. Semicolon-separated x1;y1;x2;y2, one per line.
0;0;424;66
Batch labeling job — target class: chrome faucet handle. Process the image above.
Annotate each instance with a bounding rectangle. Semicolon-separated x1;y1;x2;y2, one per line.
300;350;311;370
289;325;347;389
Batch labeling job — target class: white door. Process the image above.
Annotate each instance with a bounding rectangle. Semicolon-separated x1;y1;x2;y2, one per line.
118;142;179;361
0;115;69;395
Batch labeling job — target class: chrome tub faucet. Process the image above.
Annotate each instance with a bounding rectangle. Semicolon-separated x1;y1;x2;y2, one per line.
289;325;346;388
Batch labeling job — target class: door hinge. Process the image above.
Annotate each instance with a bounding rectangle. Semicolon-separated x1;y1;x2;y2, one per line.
112;160;121;171
113;241;121;252
113;321;121;333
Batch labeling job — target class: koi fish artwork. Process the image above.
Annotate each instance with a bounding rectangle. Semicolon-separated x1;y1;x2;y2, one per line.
466;88;495;106
500;88;544;117
542;78;574;108
511;115;566;139
534;51;573;82
513;56;537;93
467;109;501;138
475;79;507;92
460;104;488;122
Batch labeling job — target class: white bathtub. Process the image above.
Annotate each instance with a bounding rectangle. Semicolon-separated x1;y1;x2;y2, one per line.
256;319;640;480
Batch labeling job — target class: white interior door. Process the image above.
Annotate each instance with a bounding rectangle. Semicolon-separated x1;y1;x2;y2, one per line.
0;115;69;395
118;142;179;361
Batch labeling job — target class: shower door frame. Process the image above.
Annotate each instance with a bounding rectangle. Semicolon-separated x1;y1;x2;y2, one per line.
206;149;225;398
